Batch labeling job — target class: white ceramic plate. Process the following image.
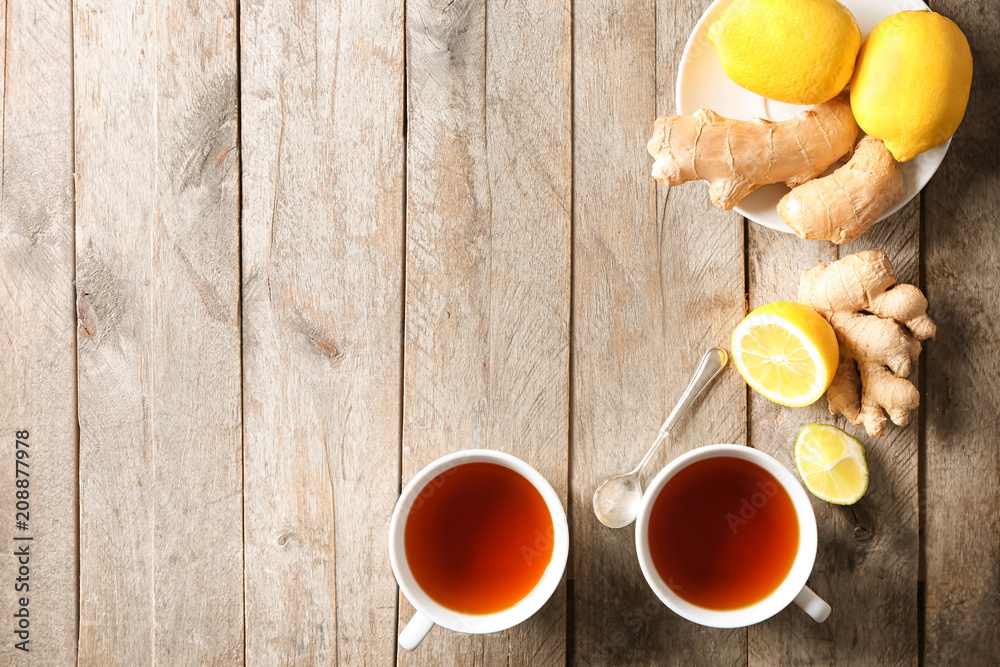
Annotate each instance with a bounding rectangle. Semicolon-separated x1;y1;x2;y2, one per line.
676;0;950;233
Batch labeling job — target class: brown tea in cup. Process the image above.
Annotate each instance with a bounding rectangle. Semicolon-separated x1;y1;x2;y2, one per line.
647;456;799;610
404;462;554;614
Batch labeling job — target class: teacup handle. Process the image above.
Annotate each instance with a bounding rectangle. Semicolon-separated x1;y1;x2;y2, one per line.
794;585;832;623
398;610;435;650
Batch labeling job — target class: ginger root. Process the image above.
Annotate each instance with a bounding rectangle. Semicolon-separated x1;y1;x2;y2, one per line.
779;136;905;244
647;92;858;210
799;250;935;436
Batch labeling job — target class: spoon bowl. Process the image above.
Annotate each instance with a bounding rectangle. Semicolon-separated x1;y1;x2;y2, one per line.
592;472;643;529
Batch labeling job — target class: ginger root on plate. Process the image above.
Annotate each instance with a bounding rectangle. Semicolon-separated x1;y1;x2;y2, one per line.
779;136;905;244
647;92;858;210
799;250;935;437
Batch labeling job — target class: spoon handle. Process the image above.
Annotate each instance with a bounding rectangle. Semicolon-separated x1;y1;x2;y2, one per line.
634;347;728;473
662;347;728;435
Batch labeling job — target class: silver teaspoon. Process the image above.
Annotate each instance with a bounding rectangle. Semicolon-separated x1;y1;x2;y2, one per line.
592;347;728;528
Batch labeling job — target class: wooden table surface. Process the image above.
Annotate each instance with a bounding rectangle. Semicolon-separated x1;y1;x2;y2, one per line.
1;0;997;664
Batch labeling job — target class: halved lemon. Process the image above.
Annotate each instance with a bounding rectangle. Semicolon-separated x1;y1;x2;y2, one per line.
731;301;839;407
795;423;868;504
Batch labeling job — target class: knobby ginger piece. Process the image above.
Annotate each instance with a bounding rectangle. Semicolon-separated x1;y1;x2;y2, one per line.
779;136;905;244
799;249;935;436
647;92;858;210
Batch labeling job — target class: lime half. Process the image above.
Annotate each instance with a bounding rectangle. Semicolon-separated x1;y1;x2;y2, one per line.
795;423;868;505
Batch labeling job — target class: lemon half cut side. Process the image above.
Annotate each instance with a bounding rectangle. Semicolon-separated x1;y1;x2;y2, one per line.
730;301;839;408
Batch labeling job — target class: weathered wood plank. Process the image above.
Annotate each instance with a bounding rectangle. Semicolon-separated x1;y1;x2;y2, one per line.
399;0;571;661
75;0;243;662
148;4;243;662
923;1;1000;662
75;0;156;656
484;4;573;664
747;201;920;665
570;0;747;663
0;0;77;662
398;6;500;663
240;0;405;663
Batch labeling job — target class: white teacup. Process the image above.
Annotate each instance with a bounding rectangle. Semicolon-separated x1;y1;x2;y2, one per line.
635;444;831;628
390;449;569;650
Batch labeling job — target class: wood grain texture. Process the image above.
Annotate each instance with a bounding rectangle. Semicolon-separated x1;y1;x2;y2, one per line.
240;0;404;663
399;0;571;662
747;200;921;665
570;0;747;663
75;0;156;659
75;0;243;662
923;1;1000;663
0;0;77;663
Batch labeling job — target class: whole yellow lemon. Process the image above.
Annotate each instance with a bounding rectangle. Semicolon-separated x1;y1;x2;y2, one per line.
850;11;973;162
709;0;861;105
